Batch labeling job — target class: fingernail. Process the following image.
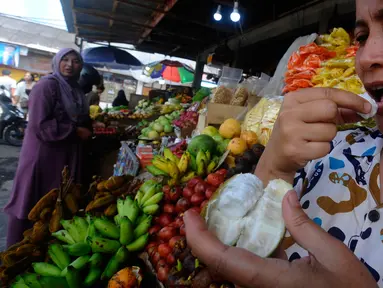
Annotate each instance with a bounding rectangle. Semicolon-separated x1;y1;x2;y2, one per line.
287;191;300;208
183;210;195;221
364;102;372;113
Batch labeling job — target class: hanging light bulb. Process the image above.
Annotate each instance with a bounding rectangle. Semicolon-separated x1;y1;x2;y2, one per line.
230;1;241;22
214;5;222;21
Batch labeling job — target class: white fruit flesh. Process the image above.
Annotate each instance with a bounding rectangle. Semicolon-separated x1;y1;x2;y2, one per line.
358;93;378;119
205;175;293;257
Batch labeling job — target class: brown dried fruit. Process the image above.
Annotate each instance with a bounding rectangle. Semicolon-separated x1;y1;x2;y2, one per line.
28;189;58;221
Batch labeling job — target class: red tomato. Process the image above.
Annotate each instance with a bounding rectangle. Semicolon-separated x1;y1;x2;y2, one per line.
169;186;182;202
158;243;173;258
175;198;191;214
156;259;167;271
148;225;161;236
158;214;174;227
191;193;205;207
216;169;228;177
157;266;170;283
158;226;177;241
194;182;207;194
169;236;184;249
187;177;204;189
163;204;176;215
205;186;216;199
151;251;161;266
206;173;225;187
167;254;176;265
182;187;194;200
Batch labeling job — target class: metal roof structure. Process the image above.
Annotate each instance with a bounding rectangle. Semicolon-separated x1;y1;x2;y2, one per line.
0;14;77;53
61;0;356;71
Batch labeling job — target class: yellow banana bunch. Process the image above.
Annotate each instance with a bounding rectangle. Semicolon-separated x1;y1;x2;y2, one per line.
181;171;196;183
177;152;190;175
167;161;180;180
196;150;208;177
207;159;218;174
164;148;179;165
152;157;170;174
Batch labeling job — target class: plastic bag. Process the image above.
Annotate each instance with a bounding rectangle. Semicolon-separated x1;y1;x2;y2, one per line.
243;96;283;146
285;70;316;84
323;58;355;69
283;79;314;93
260;33;318;97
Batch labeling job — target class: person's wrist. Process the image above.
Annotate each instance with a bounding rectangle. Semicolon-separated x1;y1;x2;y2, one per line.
255;152;295;186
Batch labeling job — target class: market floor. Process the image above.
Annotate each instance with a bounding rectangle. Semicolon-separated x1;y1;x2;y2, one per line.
0;142;21;251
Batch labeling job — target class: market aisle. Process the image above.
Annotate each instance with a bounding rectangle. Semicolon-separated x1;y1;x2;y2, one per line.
0;143;21;251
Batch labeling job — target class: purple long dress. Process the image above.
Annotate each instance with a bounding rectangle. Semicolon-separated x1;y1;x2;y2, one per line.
4;78;84;245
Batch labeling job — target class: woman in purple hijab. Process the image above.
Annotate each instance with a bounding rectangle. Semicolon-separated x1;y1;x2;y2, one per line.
4;48;92;247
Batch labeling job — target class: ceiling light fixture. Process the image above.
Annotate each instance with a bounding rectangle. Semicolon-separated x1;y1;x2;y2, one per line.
230;1;241;22
214;5;222;21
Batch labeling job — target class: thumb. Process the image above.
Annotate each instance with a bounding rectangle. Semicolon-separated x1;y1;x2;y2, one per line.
282;191;354;270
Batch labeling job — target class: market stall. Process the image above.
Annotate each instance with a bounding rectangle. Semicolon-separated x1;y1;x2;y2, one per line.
2;27;372;288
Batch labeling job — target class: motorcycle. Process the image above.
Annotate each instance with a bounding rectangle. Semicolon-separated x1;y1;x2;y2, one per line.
0;86;27;146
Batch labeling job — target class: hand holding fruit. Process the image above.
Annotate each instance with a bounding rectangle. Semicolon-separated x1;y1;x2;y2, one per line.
256;88;371;185
184;191;377;288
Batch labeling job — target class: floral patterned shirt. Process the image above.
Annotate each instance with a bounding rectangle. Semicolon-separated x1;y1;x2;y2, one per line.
284;126;383;285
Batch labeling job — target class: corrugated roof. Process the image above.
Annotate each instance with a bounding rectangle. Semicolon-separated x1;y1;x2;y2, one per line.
0;14;77;52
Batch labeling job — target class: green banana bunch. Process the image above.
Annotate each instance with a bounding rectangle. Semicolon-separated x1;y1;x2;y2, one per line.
66;266;80;288
164;148;179;164
32;263;62;277
143;204;160;215
39;276;68;288
48;244;70;270
61;219;81;243
61;255;91;276
139;180;157;194
177;152;190;175
120;217;135;245
87;236;121;254
126;233;149;252
52;230;75;245
139;184;159;207
83;254;103;287
94;218;120;239
134;190;145;206
134;216;152;239
73;216;89;242
101;246;129;280
117;197;140;223
63;242;91;257
142;192;163;208
20;273;42;288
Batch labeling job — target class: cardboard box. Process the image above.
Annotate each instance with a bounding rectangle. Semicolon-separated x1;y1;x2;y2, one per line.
206;103;248;125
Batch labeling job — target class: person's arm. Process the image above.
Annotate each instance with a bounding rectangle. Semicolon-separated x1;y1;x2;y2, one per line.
13;83;22;105
10;80;17;104
28;79;76;142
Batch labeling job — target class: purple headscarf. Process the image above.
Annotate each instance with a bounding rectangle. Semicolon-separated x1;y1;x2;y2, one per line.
44;48;89;123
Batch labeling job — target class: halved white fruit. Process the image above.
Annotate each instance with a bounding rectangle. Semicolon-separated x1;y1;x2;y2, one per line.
204;174;293;258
